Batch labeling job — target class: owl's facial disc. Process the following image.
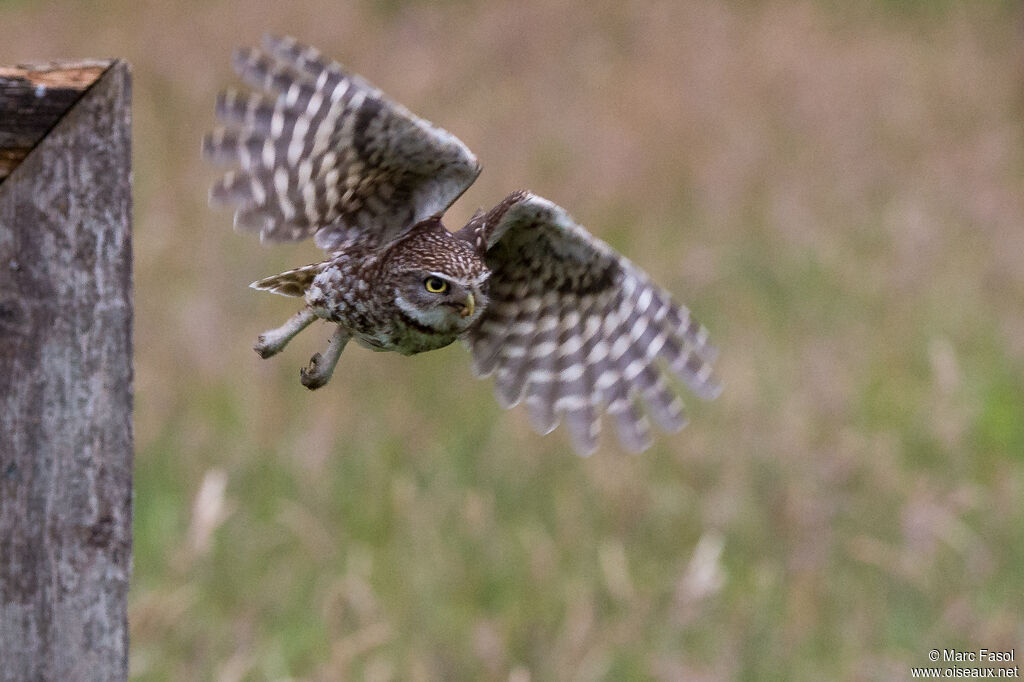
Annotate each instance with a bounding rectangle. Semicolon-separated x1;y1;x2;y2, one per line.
394;270;485;332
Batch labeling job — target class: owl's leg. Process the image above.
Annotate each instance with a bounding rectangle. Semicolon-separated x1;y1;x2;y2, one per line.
300;326;350;390
254;307;317;358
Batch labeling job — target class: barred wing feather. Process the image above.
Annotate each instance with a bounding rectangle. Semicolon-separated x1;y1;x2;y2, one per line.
462;193;720;455
203;34;480;251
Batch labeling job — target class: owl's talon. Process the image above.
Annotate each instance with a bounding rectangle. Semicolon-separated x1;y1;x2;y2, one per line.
300;353;328;390
298;328;350;390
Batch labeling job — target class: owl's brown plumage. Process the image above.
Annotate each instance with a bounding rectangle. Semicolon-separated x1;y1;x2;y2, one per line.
203;35;719;455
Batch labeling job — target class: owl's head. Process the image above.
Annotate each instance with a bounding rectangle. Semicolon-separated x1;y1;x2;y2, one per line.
385;220;489;334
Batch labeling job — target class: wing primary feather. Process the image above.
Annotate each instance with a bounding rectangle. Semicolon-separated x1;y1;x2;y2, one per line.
656;317;722;400
555;300;603;456
619;278;690;433
523;300;565;435
602;292;654;453
469;286;527;376
492;292;549;408
232;48;314;97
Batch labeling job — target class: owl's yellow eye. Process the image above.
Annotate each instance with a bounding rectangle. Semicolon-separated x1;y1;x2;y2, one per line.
424;276;448;294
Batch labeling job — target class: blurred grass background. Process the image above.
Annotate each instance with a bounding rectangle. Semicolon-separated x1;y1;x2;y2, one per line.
4;0;1024;679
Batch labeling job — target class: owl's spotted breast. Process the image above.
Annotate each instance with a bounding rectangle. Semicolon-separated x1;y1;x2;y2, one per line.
302;220;487;355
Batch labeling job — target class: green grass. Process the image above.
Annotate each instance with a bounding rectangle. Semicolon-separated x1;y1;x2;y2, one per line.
5;0;1022;679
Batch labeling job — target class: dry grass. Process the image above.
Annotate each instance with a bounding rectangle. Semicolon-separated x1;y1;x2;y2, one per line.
4;0;1022;679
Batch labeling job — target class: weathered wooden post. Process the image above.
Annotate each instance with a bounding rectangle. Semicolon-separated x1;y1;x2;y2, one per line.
0;60;133;681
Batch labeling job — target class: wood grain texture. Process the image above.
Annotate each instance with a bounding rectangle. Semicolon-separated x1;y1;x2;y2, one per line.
0;60;132;682
0;60;108;181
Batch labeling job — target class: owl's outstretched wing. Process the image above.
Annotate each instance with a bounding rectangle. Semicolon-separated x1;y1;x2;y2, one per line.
460;192;720;456
203;35;480;251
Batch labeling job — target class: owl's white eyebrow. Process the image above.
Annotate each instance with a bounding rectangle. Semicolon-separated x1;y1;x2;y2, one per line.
425;270;490;287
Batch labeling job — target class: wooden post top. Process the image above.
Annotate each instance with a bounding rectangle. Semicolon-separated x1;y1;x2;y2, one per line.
0;60;112;182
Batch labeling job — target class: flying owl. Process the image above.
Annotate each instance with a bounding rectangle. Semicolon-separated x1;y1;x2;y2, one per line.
202;35;720;455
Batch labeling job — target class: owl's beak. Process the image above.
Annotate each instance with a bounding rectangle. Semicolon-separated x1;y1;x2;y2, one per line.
460;292;475;318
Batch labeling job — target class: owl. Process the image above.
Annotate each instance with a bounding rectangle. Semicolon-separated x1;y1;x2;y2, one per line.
203;35;720;455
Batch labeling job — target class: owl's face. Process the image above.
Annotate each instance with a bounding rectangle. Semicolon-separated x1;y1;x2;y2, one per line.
392;268;488;333
383;219;490;334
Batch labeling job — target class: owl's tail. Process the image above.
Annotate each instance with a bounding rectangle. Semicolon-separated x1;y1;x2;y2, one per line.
250;262;325;297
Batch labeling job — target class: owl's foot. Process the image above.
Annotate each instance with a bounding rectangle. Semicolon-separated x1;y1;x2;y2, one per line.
300;354;329;389
255;308;317;358
299;327;350;390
